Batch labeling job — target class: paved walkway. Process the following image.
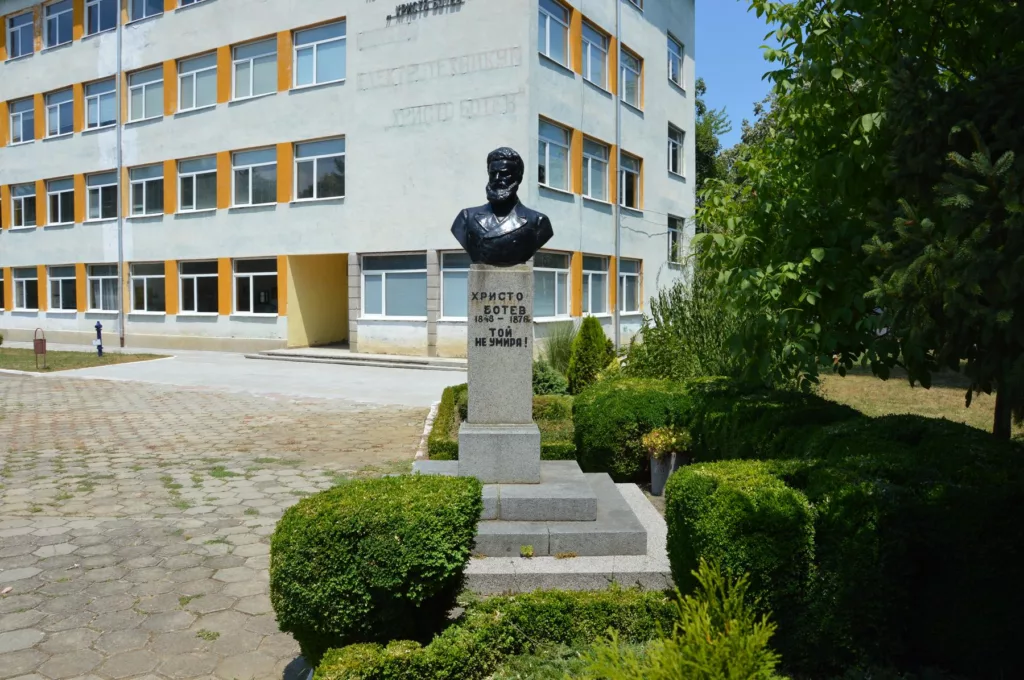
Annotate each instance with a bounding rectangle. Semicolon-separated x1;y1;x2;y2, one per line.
0;371;433;680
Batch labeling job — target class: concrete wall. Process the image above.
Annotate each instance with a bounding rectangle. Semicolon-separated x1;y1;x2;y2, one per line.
286;254;348;347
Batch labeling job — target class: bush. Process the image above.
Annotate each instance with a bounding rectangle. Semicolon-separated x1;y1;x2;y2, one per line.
573;379;693;482
427;384;466;460
316;587;678;680
533;360;569;395
542;320;577;375
270;475;483;665
567;316;613;395
664;460;815;658
580;561;784;680
532;394;573;421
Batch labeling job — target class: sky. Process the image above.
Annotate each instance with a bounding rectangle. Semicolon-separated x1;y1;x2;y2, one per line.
695;0;778;148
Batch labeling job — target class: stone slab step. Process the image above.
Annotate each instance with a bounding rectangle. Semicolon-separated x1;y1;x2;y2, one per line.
245;351;467;372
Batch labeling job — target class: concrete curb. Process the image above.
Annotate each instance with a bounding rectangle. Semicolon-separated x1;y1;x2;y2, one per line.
415;400;441;460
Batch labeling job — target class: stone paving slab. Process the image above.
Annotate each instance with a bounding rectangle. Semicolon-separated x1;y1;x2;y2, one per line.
0;373;427;680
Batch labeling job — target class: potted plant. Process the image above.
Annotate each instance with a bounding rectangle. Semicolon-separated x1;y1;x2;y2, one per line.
641;425;692;496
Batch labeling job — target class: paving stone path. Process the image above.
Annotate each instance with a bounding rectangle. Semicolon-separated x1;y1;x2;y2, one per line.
0;374;427;680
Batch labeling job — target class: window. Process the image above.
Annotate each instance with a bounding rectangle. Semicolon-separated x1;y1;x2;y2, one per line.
582;138;609;201
295;138;345;200
7;13;34;59
538;120;570;191
233;39;277;100
233;148;277;206
130;165;164;216
131;263;165;313
534;252;570;318
87;264;119;311
362;254;427;318
86;0;117;35
668;215;685;264
179;261;218;314
48;266;77;311
128;67;163;121
47;178;75;225
582;256;609;315
619;259;641;313
178;156;217;212
624;0;643;10
129;0;163;22
234;259;278;314
46;88;74;137
11;184;37;228
581;22;607;88
44;0;73;48
14;268;39;311
619;154;640;209
9;98;35;144
668;125;684;176
621;49;642;108
180;0;207;5
441;252;471;319
294;21;346;87
538;0;569;66
668;34;684;88
85;79;117;129
87;172;118;221
178;53;217;111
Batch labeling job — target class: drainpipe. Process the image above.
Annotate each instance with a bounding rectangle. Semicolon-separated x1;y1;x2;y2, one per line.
612;0;622;350
116;9;125;347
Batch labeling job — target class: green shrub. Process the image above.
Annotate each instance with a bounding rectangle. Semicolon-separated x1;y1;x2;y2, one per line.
533;360;569;395
270;475;483;665
540;441;577;460
580;561;783;680
533;395;573;421
664;460;814;658
427;384;466;460
567;316;614;395
542;320;577;375
316;587;678;680
573;379;693;482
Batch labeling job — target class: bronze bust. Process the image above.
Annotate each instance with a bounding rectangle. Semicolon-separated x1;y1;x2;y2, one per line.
451;147;554;266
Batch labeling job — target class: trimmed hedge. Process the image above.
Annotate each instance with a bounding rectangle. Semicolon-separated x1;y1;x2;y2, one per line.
665;460;814;659
315;588;678;680
269;475;483;666
426;384;466;460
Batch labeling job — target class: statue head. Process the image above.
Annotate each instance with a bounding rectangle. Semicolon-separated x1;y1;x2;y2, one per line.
485;147;524;205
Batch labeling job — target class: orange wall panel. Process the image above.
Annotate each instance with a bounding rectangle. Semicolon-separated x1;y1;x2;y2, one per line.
609;38;618;95
0;12;7;60
216;152;230;209
218;258;232;314
73;0;85;40
164;0;177;11
570;252;583;317
276;143;293;203
37;265;48;311
0;101;8;146
163;160;177;214
73;83;85;133
164;260;178;314
569;10;582;75
608;256;617;311
216;46;231;103
0;186;10;230
3;267;13;310
277;31;293;91
33;94;45;140
73;174;86;224
163;60;177;116
75;263;87;312
35;180;47;227
571;129;583;195
609;145;618;205
277;256;288;316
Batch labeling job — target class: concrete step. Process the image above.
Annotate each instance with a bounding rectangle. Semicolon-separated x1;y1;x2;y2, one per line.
245;350;467;372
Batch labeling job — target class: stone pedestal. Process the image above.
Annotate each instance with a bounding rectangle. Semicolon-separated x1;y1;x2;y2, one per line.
458;263;540;483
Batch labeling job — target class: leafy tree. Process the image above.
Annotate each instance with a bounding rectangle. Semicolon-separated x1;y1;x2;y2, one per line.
694;78;732;202
567;316;614;395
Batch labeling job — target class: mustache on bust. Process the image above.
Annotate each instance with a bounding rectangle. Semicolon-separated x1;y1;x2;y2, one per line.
486;181;519;203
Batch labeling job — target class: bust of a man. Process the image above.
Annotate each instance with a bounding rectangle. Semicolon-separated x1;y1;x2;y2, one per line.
451;147;554;267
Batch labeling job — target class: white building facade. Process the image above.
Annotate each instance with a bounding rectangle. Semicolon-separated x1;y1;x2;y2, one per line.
0;0;695;355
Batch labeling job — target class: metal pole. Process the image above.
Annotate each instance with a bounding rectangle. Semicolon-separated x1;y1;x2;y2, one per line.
116;8;125;348
612;0;623;351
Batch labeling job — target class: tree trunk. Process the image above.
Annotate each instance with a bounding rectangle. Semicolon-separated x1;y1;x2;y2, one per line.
993;388;1013;440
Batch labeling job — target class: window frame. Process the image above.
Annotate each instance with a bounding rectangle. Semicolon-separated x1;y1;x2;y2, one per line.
11;183;37;229
128;67;164;122
48;265;77;312
618;259;642;314
45;88;74;138
533;252;571;319
620;48;643;109
46;178;75;226
618;153;641;210
538;0;570;67
293;21;347;89
361;254;429;320
86;171;118;222
129;0;163;22
624;0;643;10
6;12;35;60
178;260;219;315
232;258;279;316
667;34;684;89
130;262;166;314
293;138;346;201
232;38;278;101
177;156;218;213
43;0;73;49
85;78;117;129
87;264;120;312
232;148;278;207
440;252;472;320
538;119;571;192
178;52;218;112
9;98;35;144
86;0;118;36
13;267;40;311
582;137;610;202
581;256;609;316
129;165;165;217
668;125;685;176
581;21;608;89
668;215;685;265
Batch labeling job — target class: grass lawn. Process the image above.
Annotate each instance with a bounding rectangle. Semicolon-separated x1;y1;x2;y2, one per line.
819;367;1024;439
0;347;166;373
